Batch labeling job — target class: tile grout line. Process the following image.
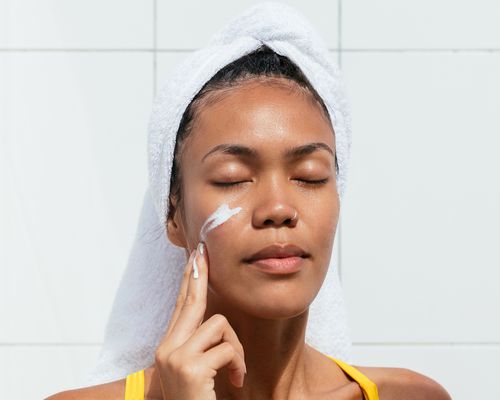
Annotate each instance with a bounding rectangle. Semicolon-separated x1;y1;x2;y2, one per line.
2;48;500;53
0;343;103;346
338;0;343;285
331;48;500;53
153;0;157;96
353;342;500;346
0;48;156;52
338;0;342;68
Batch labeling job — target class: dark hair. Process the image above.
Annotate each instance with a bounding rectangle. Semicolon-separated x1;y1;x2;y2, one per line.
167;44;338;222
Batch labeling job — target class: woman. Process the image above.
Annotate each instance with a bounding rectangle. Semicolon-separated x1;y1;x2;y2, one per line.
46;42;451;400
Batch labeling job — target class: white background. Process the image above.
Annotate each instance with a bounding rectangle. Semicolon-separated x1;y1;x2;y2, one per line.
1;1;499;399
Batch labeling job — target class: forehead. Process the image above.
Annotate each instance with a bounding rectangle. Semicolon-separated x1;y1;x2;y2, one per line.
187;80;335;157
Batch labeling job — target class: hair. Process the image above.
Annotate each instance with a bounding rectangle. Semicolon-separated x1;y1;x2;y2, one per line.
167;44;339;222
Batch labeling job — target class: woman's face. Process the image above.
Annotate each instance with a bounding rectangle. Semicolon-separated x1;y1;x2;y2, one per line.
169;78;340;319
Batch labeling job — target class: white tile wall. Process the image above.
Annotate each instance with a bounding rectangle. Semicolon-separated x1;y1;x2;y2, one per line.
1;1;497;399
0;0;154;48
352;344;500;399
1;52;153;345
0;345;101;399
341;52;500;344
342;0;500;49
0;56;6;295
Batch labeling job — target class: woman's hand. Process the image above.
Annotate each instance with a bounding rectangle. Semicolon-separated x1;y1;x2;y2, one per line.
154;242;247;400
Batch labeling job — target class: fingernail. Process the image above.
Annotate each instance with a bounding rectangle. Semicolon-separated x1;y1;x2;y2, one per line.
193;257;199;279
193;258;199;279
192;245;201;279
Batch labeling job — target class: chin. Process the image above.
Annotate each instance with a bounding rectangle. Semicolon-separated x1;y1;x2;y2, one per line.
210;278;316;319
239;296;311;320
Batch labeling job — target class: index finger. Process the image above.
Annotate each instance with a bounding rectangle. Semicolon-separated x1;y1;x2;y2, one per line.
165;242;209;348
160;249;196;343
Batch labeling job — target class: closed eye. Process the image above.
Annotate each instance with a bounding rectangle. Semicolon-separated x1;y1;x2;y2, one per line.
212;181;249;188
295;178;329;186
212;178;329;189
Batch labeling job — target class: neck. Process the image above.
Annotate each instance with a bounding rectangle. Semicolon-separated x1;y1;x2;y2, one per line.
204;291;313;400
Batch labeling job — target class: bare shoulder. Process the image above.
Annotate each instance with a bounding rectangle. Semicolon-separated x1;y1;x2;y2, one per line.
352;365;452;400
44;377;126;400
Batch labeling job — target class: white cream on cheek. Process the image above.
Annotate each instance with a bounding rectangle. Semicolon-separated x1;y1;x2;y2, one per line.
192;203;242;279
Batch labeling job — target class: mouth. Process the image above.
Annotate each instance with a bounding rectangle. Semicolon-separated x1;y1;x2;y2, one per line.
245;256;308;275
243;243;310;275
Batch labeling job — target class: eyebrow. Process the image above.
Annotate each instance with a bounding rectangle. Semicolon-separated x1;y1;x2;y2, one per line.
201;142;335;163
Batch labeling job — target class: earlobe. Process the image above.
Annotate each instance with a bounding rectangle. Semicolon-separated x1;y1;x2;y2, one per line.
166;217;186;248
165;205;187;248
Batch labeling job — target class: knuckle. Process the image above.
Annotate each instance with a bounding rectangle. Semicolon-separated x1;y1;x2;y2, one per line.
183;294;196;306
220;341;235;356
182;296;206;313
162;350;181;371
155;347;177;368
196;302;207;315
175;294;185;308
210;313;228;326
154;348;167;365
178;362;199;381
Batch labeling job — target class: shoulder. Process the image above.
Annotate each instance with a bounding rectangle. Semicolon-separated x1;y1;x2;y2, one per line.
353;365;452;400
44;377;126;400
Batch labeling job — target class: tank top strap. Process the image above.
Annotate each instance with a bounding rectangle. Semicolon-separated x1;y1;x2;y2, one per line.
326;355;379;400
123;359;377;400
124;369;145;400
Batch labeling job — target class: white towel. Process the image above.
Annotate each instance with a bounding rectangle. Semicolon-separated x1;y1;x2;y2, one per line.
82;1;353;386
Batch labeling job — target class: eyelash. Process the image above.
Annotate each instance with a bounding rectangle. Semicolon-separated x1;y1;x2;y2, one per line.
213;178;329;188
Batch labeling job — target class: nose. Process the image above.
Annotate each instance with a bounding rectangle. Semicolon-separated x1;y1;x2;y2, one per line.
252;187;298;229
253;204;298;228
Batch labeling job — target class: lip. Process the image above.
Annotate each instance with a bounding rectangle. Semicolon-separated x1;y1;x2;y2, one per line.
248;256;306;275
244;243;309;262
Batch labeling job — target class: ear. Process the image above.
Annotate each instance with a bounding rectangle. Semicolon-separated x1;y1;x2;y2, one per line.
166;196;188;249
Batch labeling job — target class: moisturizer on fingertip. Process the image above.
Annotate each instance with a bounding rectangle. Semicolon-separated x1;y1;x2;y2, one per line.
192;203;242;280
193;260;199;279
192;243;203;279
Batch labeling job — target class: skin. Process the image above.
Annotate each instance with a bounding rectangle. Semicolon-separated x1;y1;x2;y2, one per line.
165;77;342;400
46;78;452;400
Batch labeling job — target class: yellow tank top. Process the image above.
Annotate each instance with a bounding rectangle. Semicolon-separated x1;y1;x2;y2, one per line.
326;355;379;400
124;356;379;400
124;369;144;400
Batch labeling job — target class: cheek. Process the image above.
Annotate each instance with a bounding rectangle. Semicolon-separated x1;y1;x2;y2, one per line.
310;196;340;268
187;201;245;271
203;239;243;296
204;230;234;274
310;190;339;231
202;213;244;270
181;189;218;247
320;205;339;243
